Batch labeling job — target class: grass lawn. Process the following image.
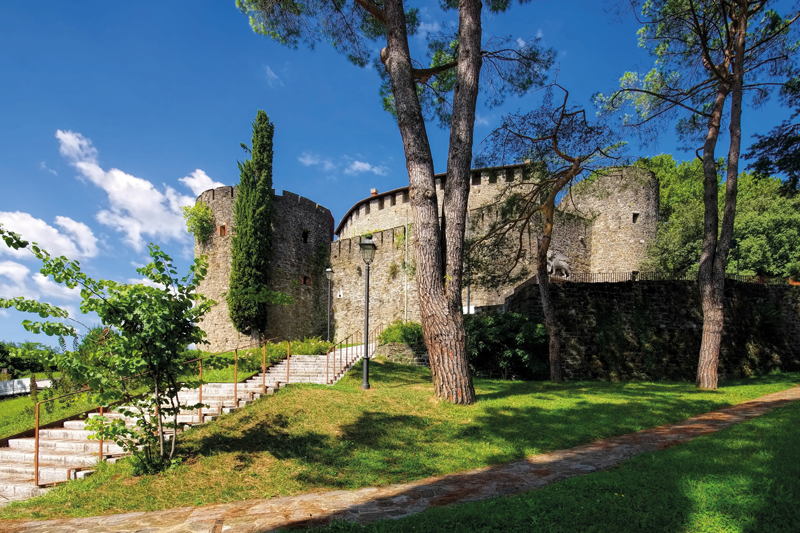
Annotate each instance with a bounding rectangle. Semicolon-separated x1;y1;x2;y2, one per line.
1;361;797;521
0;393;96;440
302;395;800;533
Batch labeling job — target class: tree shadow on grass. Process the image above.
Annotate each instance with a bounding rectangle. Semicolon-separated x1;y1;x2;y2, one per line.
281;402;800;533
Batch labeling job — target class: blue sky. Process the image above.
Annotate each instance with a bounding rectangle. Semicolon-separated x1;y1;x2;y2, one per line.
0;1;790;345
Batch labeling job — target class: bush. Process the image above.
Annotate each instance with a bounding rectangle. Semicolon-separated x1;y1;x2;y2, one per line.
379;321;424;346
181;202;215;244
465;313;549;380
788;262;800;280
0;341;54;378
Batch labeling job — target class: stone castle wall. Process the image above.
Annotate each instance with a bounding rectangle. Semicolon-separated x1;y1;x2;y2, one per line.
195;186;333;352
336;164;530;238
329;226;421;338
505;279;800;381
562;167;659;273
197;165;660;346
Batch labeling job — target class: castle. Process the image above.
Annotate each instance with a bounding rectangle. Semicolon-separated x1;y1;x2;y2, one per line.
195;165;659;351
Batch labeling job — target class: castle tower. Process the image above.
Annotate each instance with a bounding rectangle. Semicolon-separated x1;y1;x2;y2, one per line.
195;186;334;352
562;167;659;273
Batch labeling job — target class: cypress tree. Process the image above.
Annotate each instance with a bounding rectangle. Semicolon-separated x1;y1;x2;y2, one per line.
228;110;275;342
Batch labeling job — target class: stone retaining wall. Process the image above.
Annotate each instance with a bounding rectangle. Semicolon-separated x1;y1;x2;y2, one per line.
505;279;800;381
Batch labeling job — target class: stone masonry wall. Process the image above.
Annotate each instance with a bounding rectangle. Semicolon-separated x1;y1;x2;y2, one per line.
336;165;529;238
195;187;334;353
329;226;420;339
562;167;659;273
505;278;800;381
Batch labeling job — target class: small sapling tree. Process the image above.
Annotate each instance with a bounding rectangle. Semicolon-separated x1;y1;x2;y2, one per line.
0;223;214;472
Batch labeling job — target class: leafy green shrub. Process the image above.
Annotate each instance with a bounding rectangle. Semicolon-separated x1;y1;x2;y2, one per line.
181;202;215;244
788;262;800;280
465;313;549;380
379;321;424;346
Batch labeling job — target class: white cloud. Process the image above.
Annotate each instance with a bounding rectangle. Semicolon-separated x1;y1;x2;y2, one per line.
536;29;543;39
418;21;441;38
40;161;57;175
0;260;79;302
475;114;490;127
265;65;284;87
345;161;388;176
0;211;99;261
298;152;336;171
516;37;526;49
56;130;195;252
179;169;225;197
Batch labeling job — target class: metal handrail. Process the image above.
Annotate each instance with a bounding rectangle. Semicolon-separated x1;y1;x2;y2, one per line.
325;322;385;384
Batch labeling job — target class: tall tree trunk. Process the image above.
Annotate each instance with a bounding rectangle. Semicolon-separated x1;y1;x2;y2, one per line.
696;84;730;390
697;5;748;390
383;0;476;404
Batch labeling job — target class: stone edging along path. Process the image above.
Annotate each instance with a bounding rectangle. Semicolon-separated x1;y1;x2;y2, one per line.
3;385;799;533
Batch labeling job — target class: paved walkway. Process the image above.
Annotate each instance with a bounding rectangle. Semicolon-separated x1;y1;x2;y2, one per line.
3;386;799;533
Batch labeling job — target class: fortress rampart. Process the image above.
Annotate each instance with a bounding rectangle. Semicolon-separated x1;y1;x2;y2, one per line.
196;165;659;347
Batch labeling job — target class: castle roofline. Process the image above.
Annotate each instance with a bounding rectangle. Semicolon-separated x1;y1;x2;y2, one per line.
334;162;529;236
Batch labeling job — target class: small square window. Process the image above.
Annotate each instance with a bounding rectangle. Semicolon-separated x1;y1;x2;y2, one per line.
402;192;409;203
471;173;481;186
489;173;498;184
218;225;227;237
390;195;397;207
302;276;312;285
365;203;371;215
632;212;640;224
379;197;385;210
505;169;514;182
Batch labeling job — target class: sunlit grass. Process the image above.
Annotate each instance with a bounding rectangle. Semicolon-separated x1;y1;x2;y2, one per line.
304;394;800;533
0;393;96;440
1;362;796;521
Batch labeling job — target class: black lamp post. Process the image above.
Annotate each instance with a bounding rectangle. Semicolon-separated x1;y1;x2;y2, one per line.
325;267;334;342
359;235;377;390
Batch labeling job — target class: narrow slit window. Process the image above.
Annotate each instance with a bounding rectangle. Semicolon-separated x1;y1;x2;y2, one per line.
402;191;409;203
365;203;371;215
489;173;498;184
302;230;309;243
218;225;227;237
632;212;640;224
505;169;515;182
471;173;481;186
390;194;397;207
378;197;385;210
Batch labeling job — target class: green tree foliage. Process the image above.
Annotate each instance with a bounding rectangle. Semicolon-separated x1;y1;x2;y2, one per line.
229;110;276;341
745;77;800;195
732;173;800;276
0;222;214;472
181;201;215;243
641;157;800;277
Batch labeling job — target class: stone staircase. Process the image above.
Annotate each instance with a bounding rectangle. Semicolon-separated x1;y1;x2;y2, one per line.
0;345;370;505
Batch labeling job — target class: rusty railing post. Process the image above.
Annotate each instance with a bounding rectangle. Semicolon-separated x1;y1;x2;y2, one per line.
326;347;330;384
34;401;40;486
262;343;267;394
199;360;203;424
234;349;238;408
98;406;104;459
286;342;291;384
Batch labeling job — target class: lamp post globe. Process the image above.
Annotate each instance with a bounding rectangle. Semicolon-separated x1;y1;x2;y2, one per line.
359;236;377;390
325;267;334;342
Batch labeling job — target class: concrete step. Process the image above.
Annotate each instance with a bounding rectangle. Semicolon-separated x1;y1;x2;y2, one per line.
38;428;95;441
0;449;101;468
0;478;50;500
9;438;127;455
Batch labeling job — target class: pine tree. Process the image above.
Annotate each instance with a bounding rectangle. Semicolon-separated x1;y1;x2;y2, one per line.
228;110;275;342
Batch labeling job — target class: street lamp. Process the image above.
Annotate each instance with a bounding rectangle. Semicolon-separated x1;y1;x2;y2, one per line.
325;267;334;342
359;235;377;390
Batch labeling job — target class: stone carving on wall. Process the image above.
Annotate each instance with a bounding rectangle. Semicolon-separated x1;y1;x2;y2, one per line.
547;250;571;279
